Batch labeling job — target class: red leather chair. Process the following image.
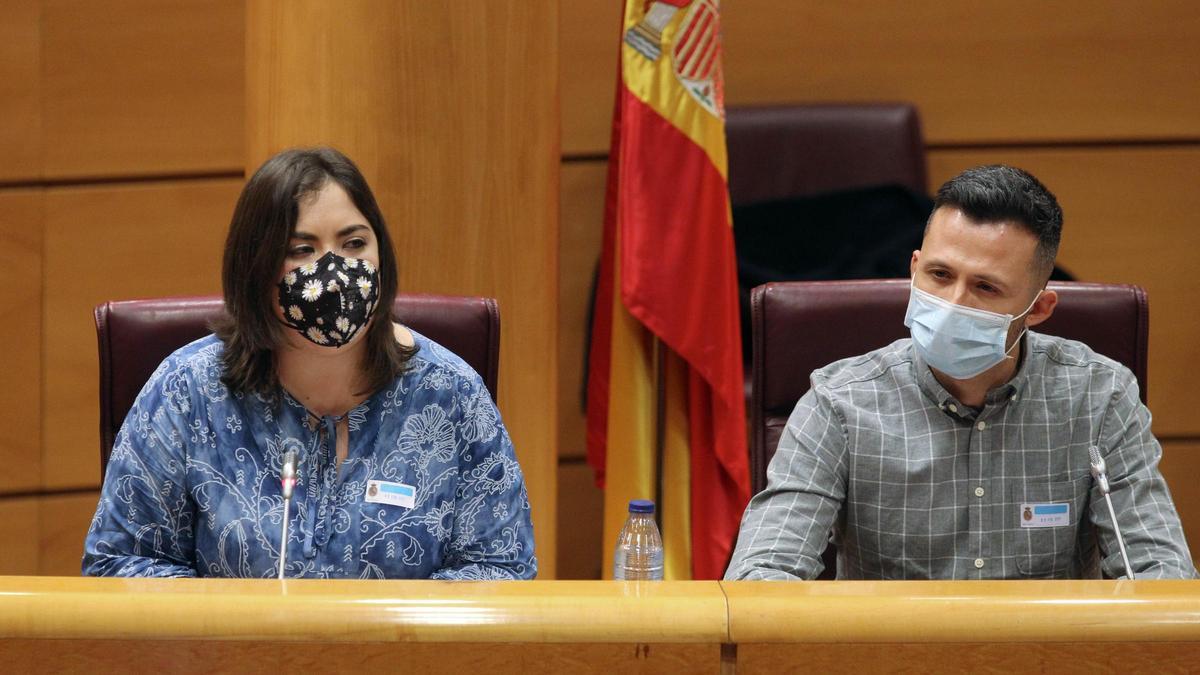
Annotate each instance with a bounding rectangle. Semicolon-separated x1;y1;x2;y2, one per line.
725;103;931;401
95;293;500;478
725;103;928;206
750;279;1149;577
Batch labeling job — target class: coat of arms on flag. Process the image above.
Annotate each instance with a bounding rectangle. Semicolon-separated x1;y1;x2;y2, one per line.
624;0;724;118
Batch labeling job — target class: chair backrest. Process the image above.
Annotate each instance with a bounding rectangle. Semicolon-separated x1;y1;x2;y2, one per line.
95;293;500;477
725;103;927;206
751;279;1149;496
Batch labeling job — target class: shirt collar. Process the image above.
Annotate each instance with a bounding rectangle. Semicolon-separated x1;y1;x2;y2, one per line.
912;332;1033;417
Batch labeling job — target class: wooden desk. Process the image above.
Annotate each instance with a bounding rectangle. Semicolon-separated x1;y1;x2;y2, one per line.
0;577;727;673
1;577;1198;673
721;579;1200;673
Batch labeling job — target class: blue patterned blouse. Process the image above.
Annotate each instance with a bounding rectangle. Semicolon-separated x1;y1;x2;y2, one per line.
83;331;537;579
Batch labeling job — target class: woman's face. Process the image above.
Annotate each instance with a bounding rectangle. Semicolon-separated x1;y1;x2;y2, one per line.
275;180;381;350
284;181;379;273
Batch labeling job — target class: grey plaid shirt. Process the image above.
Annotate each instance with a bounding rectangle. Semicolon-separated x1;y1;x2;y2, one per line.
726;332;1197;580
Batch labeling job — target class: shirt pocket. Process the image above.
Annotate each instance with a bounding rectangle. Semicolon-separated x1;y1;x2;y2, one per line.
1010;477;1089;578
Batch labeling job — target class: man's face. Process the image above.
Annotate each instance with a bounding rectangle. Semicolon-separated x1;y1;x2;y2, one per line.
911;207;1043;313
911;206;1053;354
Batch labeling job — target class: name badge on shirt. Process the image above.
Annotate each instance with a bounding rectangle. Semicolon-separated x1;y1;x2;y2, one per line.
1020;502;1070;528
365;480;416;509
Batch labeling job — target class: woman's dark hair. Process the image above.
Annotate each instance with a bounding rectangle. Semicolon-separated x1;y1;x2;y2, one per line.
213;147;415;397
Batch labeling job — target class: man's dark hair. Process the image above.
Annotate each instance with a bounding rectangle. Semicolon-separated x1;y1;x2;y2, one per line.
932;164;1063;278
213;147;414;397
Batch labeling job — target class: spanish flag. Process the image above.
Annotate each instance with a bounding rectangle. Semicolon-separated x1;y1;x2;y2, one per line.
587;0;749;580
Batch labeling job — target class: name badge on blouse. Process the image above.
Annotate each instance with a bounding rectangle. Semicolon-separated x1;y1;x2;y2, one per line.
1020;502;1070;528
365;480;416;509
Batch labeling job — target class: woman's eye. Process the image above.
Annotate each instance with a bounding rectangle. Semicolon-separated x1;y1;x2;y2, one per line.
344;238;366;250
288;245;314;257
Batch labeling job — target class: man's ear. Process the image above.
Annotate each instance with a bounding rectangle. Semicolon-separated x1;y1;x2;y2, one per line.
910;250;920;277
1025;289;1058;328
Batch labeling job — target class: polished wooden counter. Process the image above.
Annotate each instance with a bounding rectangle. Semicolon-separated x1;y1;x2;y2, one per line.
0;577;728;673
722;579;1200;643
1;577;1198;673
722;579;1200;674
0;577;727;644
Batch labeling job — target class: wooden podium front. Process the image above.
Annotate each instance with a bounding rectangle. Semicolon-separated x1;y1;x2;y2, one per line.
0;577;728;673
722;579;1200;673
1;577;1198;673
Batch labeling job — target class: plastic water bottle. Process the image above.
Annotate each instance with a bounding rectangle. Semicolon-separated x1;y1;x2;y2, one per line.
612;499;664;580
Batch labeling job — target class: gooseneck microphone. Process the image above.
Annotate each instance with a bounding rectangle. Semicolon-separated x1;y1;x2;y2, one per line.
1089;446;1134;580
278;450;298;580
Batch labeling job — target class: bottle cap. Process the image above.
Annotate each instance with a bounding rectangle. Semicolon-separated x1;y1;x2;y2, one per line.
628;499;655;514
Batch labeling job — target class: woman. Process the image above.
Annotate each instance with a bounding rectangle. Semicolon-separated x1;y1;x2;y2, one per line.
83;148;536;579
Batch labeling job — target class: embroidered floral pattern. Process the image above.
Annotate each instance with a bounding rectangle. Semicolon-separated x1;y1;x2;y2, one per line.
397;405;457;468
84;331;535;580
460;390;499;443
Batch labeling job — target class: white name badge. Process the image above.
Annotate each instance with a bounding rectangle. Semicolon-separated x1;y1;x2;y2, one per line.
1019;502;1070;528
364;480;416;509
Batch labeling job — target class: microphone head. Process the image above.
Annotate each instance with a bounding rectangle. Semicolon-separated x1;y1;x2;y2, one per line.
281;450;297;477
1088;446;1107;476
281;450;298;499
1088;446;1111;494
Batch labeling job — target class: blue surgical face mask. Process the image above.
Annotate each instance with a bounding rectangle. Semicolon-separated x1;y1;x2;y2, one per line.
904;282;1039;380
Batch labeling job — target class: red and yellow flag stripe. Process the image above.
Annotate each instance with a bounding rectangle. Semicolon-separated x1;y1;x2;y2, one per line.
587;0;749;580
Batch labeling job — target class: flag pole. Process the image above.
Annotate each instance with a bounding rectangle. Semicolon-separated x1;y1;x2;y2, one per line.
653;334;666;532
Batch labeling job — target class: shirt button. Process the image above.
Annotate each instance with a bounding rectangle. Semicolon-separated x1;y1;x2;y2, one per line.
948;404;958;413
976;421;986;431
974;486;985;497
974;558;985;569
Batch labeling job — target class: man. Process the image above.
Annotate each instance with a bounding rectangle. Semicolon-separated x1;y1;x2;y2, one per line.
726;165;1196;580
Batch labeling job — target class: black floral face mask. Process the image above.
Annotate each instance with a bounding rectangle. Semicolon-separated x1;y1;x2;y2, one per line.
278;251;380;347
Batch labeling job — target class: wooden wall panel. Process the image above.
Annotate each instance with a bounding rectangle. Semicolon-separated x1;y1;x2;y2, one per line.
247;1;560;576
559;0;621;156
556;163;606;578
0;492;101;576
0;190;44;492
0;498;39;575
41;179;242;488
41;0;244;179
39;492;99;575
1160;442;1200;563
558;162;607;460
0;1;42;182
928;147;1200;437
561;1;1200;155
556;462;604;579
